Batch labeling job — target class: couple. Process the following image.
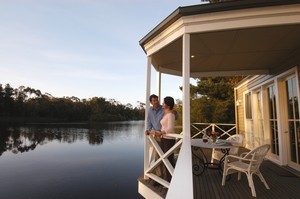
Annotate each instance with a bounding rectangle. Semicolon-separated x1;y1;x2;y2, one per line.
146;94;176;182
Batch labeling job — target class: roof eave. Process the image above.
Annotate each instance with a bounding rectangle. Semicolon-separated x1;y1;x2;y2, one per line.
139;0;300;52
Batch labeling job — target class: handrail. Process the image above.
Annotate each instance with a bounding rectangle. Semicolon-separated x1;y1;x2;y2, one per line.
191;122;236;139
143;123;236;196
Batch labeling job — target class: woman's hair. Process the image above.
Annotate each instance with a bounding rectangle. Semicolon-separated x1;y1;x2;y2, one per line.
164;96;174;110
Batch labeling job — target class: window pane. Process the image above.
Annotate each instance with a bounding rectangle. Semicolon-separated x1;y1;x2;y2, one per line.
286;79;294;119
292;78;299;119
268;85;279;155
268;86;276;119
245;93;252;119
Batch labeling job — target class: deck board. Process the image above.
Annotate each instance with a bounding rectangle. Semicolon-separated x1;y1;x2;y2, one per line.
139;147;300;199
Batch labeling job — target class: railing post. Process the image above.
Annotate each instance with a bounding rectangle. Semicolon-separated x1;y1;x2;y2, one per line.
144;56;152;179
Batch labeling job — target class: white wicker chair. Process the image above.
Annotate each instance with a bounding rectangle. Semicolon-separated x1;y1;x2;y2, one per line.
222;144;270;197
211;134;243;164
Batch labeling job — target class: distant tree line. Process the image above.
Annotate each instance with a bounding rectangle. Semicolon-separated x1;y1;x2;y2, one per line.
0;84;145;123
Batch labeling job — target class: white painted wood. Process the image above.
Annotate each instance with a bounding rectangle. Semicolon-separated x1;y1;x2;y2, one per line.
183;4;300;33
144;56;152;178
144;4;300;57
138;181;164;199
274;78;284;164
146;173;170;188
166;33;193;199
157;71;161;101
182;33;191;139
145;135;183;186
146;136;173;174
143;19;184;55
166;138;193;199
191;70;270;78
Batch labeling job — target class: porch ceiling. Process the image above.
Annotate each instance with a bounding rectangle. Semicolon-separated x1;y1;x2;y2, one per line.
151;24;300;77
141;0;300;77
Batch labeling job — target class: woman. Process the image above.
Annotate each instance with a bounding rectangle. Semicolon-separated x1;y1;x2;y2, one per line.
160;96;176;181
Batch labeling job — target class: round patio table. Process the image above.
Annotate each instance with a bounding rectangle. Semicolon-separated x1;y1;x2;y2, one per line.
191;138;236;176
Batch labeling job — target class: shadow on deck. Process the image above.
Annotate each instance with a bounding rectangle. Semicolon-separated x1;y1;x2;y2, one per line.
139;147;300;199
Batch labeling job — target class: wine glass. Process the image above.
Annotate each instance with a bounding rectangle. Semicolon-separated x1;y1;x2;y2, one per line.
202;131;208;143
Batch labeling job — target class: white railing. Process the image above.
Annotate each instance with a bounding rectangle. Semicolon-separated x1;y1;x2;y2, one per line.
145;133;184;189
141;123;236;198
191;123;237;139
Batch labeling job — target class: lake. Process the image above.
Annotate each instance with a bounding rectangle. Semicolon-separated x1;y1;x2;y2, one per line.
0;121;145;199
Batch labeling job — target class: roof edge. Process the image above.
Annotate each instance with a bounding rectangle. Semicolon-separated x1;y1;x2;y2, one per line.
139;0;300;52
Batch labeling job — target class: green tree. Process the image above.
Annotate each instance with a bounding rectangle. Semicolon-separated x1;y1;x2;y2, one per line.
2;84;15;116
176;76;244;126
0;83;144;122
193;76;243;123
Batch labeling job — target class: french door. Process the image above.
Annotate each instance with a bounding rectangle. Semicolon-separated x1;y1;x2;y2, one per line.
285;76;300;168
267;85;279;156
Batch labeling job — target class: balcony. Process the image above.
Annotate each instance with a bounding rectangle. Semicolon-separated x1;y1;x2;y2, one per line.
138;123;300;198
139;146;300;199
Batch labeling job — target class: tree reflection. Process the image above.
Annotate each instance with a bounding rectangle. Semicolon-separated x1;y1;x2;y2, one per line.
0;125;104;156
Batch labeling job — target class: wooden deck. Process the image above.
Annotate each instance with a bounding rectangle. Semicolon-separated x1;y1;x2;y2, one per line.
139;147;300;199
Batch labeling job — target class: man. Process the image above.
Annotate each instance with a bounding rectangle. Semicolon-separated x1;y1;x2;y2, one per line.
146;94;164;135
145;94;164;182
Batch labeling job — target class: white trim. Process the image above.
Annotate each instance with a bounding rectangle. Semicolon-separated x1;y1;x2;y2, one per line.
239;67;298;91
184;6;300;34
138;181;164;199
279;74;300;170
166;33;193;199
236;75;260;90
273;78;283;163
143;4;300;57
243;90;253;149
191;70;269;78
157;71;161;101
144;19;185;56
252;90;263;147
237;66;300;168
144;56;152;178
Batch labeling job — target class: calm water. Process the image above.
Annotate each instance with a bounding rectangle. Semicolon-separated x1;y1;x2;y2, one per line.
0;121;144;199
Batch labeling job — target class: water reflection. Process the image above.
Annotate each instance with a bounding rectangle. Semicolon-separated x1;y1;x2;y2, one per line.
0;121;144;157
0;121;144;199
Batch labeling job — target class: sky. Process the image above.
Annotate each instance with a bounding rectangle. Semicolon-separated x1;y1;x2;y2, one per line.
0;0;203;106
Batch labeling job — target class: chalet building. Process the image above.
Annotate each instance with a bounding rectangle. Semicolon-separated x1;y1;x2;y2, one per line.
235;68;300;172
139;0;300;198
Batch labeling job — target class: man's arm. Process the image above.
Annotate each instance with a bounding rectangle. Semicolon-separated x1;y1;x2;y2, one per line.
145;109;153;135
146;111;152;130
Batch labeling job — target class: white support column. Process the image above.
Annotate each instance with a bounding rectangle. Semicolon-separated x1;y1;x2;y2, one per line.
144;56;152;178
157;71;161;101
182;34;191;139
166;34;193;199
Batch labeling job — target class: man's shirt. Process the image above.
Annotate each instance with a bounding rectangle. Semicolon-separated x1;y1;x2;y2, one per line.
146;105;164;131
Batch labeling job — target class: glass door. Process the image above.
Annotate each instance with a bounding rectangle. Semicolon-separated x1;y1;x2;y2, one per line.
255;90;264;146
267;85;279;156
285;76;300;167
